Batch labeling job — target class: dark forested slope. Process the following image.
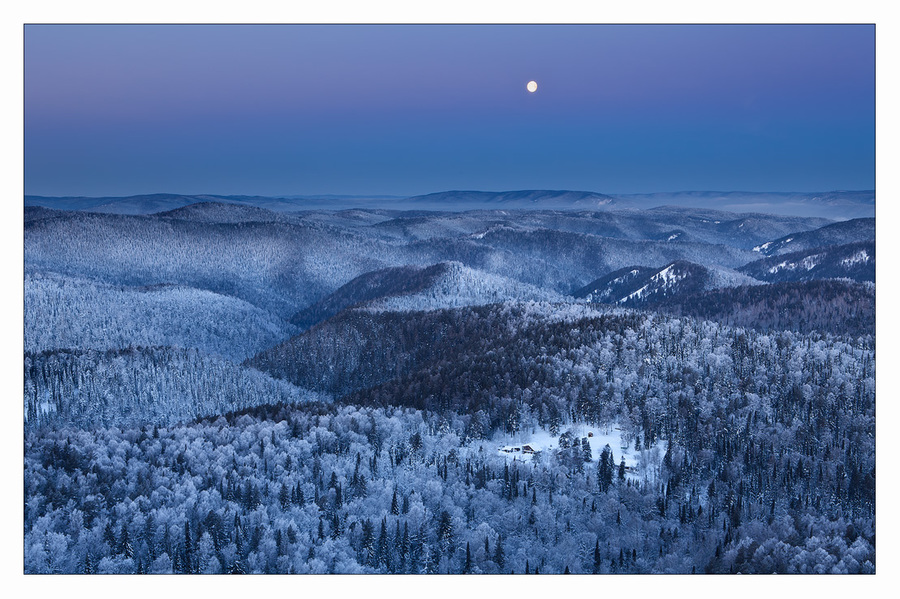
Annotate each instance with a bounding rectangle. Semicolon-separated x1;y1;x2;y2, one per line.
657;280;875;337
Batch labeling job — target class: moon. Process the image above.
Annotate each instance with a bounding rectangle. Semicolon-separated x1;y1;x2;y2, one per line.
526;80;538;93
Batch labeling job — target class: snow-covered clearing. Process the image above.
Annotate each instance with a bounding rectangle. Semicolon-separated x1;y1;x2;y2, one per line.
466;421;667;482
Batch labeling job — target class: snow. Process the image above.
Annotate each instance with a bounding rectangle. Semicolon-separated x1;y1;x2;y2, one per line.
470;224;517;240
766;253;823;274
752;241;773;253
615;264;686;304
655;264;677;285
841;250;870;267
768;261;789;274
667;233;679;241
607;270;641;288
619;283;650;303
800;255;822;270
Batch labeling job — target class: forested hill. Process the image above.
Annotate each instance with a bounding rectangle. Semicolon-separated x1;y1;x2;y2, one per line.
751;217;874;256
251;302;873;437
738;242;874;284
656;280;875;337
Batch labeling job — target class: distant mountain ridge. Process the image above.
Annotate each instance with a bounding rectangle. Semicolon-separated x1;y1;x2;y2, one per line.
615;190;874;219
402;189;617;209
26;188;874;218
24;193;409;215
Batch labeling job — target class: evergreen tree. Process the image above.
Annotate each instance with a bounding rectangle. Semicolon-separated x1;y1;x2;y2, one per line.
360;519;375;566
376;518;389;570
183;521;194;574
331;513;341;539
494;533;505;570
120;524;134;559
598;444;614;491
463;542;472;574
438;510;453;550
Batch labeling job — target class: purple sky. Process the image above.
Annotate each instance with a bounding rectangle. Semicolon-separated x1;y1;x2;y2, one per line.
25;24;875;197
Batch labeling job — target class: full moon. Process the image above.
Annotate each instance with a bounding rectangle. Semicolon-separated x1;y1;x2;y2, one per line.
526;80;538;93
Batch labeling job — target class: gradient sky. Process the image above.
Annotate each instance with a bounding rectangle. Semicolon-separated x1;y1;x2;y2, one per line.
24;24;875;197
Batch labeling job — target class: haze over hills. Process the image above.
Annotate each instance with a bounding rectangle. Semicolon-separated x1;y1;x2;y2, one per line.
615;190;875;219
25;198;868;323
25;188;875;219
23;193;409;214
29;201;820;316
401;189;617;210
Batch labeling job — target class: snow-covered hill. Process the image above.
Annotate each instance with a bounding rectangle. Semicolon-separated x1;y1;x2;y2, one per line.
739;241;875;283
290;263;451;329
751;217;874;256
575;261;759;307
365;262;562;312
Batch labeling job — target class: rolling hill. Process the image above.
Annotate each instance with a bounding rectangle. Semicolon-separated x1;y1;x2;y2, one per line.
738;241;875;283
751;217;874;256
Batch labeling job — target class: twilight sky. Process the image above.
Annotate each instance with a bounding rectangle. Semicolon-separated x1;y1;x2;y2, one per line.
25;24;875;197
